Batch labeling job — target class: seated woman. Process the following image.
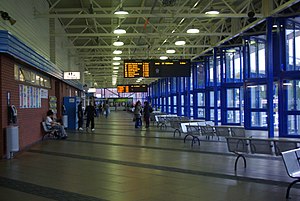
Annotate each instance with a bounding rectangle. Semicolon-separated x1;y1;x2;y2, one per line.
45;110;67;139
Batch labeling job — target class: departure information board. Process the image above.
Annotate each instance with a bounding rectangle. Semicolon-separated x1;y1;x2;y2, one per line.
123;59;190;78
124;60;150;78
117;84;148;93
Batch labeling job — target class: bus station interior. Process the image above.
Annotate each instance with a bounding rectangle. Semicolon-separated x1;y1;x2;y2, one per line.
1;0;300;200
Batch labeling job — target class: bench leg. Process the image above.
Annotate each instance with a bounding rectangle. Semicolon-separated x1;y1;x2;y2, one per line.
234;154;246;171
173;129;180;138
191;137;200;147
184;134;193;143
286;179;300;199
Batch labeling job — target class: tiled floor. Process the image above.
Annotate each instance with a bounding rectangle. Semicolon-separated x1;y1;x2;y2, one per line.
0;111;299;201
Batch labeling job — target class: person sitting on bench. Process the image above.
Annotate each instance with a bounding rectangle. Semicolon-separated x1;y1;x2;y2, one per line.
45;110;67;139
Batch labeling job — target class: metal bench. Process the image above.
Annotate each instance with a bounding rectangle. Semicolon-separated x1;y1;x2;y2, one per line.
282;148;300;199
226;137;299;171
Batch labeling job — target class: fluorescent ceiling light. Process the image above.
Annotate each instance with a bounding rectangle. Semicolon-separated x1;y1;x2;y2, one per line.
113;41;124;46
187;28;199;34
113;62;120;65
113;50;122;54
114;10;128;15
113;70;118;73
205;10;220;15
113;57;121;60
175;40;186;46
113;66;119;70
166;49;176;54
113;28;126;34
160;56;168;60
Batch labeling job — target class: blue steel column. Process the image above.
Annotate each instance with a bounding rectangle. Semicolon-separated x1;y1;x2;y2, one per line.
266;17;274;137
213;48;218;125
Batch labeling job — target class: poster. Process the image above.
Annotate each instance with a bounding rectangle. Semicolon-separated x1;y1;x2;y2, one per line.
19;84;42;108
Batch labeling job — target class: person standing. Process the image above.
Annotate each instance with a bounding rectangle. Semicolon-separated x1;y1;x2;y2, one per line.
134;101;142;128
143;101;153;128
84;101;96;132
77;101;83;130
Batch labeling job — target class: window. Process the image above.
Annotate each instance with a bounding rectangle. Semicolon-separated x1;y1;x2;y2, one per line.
249;38;266;78
286;21;300;71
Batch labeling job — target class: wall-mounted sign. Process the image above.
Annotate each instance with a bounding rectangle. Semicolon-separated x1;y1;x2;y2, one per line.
63;72;80;79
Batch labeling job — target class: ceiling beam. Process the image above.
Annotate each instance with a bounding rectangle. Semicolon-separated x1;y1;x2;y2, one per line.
36;13;264;19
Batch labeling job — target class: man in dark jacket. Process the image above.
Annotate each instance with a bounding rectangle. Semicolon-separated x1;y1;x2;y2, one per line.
84;101;96;132
77;101;83;130
143;101;153;128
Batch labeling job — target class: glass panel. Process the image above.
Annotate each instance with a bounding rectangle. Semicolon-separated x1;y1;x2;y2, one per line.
181;107;184;115
173;96;177;105
216;56;221;84
197;63;205;88
181;95;184;105
197;93;205;106
249;85;267;109
190;107;193;117
227;88;240;107
250;43;257;76
210;109;214;120
286;28;294;71
190;69;193;90
296;29;300;70
258;43;266;76
226;52;234;81
190;94;193;106
227;110;240;123
198;108;205;118
209;58;214;84
251;112;267;127
286;80;300;111
234;51;242;80
174;107;177;114
210;91;214;107
287;115;300;135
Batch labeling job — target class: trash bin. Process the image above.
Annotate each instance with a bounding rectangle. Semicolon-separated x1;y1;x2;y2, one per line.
63;115;68;128
6;126;19;159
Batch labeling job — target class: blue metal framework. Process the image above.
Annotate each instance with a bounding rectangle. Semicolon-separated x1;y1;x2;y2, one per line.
147;16;300;139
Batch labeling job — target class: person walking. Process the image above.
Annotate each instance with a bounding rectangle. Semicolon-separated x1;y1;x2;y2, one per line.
104;101;110;118
143;101;153;128
84;101;96;132
77;101;84;130
134;101;142;128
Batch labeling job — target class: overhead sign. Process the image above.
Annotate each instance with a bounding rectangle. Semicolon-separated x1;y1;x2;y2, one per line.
124;60;150;78
117;84;148;93
123;59;190;78
63;72;80;79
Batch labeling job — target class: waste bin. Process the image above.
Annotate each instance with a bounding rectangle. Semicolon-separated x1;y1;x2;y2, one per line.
6;126;19;159
63;115;68;128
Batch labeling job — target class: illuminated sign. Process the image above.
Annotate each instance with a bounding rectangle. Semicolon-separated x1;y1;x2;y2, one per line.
117;84;148;93
63;72;80;79
124;60;150;78
123;59;190;78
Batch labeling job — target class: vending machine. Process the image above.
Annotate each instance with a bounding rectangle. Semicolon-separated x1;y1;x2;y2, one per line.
63;96;81;129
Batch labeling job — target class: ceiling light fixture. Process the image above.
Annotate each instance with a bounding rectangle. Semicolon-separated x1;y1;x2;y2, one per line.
160;56;168;60
114;8;128;15
166;49;176;54
113;66;120;70
205;8;220;15
113;56;121;61
113;28;126;34
187;28;199;34
175;40;186;46
113;62;120;65
113;41;124;46
113;50;122;54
